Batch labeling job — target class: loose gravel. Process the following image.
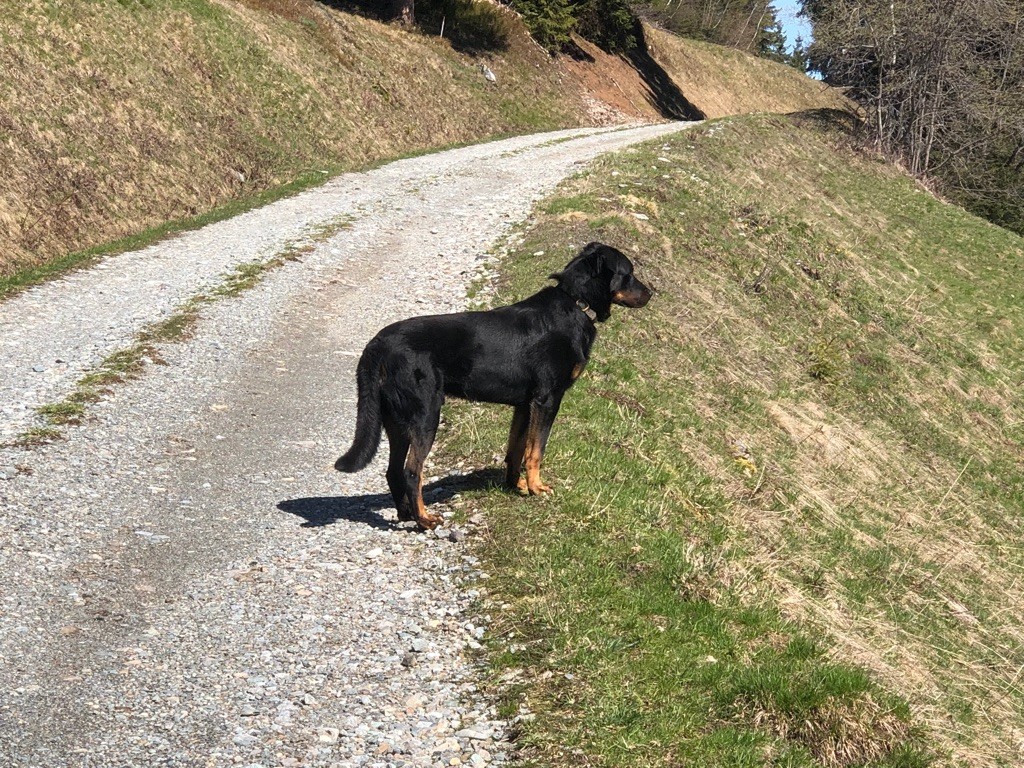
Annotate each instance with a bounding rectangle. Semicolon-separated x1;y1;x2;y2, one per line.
0;121;695;767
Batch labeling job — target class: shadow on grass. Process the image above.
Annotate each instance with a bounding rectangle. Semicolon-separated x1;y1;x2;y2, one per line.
317;0;510;52
789;107;862;131
317;0;391;22
277;467;505;529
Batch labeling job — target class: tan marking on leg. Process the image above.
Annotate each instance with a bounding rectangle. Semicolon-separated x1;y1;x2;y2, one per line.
407;442;442;530
413;484;442;529
522;425;552;495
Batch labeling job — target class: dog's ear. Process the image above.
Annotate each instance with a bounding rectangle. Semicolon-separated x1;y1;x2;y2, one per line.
552;242;604;282
580;242;611;275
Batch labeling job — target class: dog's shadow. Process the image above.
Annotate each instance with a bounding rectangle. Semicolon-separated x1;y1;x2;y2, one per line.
277;467;505;530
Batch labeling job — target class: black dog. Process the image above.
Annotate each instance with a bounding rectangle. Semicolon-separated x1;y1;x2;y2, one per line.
335;242;651;529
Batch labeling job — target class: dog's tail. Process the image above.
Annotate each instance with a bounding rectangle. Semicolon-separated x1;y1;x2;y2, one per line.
335;343;385;473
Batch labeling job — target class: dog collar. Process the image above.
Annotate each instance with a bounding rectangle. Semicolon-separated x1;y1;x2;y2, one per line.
576;300;597;322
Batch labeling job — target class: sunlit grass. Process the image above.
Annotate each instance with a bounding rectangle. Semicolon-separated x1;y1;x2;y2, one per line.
437;112;1024;766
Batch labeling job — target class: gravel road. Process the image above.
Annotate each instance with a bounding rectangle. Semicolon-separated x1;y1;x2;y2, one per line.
0;121;695;767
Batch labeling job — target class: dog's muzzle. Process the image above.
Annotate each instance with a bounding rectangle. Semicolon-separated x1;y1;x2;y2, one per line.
612;282;652;308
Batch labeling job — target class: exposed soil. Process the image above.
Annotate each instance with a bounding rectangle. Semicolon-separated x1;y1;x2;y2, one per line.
560;37;663;124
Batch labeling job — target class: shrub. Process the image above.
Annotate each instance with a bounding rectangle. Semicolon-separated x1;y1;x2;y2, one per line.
417;0;513;51
506;0;576;50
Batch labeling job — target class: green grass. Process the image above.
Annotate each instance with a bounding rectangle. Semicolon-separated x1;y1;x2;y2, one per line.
435;112;1024;765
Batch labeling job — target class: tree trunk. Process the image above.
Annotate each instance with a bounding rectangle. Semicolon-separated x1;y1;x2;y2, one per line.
395;0;414;26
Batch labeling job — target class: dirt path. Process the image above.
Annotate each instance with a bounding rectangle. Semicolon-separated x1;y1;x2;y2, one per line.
0;121;695;767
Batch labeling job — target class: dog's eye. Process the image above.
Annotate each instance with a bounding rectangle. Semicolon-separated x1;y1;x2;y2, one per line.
611;272;630;291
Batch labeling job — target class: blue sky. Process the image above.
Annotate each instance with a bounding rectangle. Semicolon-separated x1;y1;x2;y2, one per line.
773;0;811;51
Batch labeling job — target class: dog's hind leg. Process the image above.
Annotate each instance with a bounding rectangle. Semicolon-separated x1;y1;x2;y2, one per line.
383;418;414;522
389;379;445;529
379;358;445;529
405;424;443;530
504;404;530;491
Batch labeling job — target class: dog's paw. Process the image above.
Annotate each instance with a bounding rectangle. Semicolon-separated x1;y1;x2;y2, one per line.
517;476;552;495
416;513;444;531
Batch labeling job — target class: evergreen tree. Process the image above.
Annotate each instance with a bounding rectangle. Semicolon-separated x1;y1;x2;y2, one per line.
789;35;810;73
757;12;789;62
508;0;576;49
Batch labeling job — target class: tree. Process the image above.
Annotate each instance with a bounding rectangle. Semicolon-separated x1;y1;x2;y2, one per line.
803;0;1024;233
506;0;637;52
508;0;576;49
394;0;415;25
755;10;789;62
636;1;792;57
789;35;809;73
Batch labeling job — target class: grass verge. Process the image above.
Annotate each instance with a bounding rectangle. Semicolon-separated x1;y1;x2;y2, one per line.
434;112;1024;765
0;168;337;301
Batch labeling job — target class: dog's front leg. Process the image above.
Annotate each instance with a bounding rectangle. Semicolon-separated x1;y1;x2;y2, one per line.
504;404;530;491
519;395;561;495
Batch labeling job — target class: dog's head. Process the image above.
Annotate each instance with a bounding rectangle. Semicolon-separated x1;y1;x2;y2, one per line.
552;242;652;322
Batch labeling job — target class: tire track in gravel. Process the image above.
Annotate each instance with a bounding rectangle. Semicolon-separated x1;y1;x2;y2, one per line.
0;121;696;767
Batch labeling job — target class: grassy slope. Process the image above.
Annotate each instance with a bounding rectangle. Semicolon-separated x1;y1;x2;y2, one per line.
0;0;586;276
0;1;846;294
644;23;850;118
436;113;1024;767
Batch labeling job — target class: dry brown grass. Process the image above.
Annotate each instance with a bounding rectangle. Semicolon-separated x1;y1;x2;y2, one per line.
0;0;589;274
643;23;851;119
740;692;914;767
729;366;1024;764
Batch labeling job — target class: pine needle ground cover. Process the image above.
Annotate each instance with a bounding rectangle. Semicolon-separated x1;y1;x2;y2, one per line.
435;112;1024;767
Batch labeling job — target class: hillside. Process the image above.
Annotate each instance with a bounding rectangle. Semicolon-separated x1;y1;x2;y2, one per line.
644;23;850;118
0;0;845;287
439;113;1024;766
0;0;588;275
